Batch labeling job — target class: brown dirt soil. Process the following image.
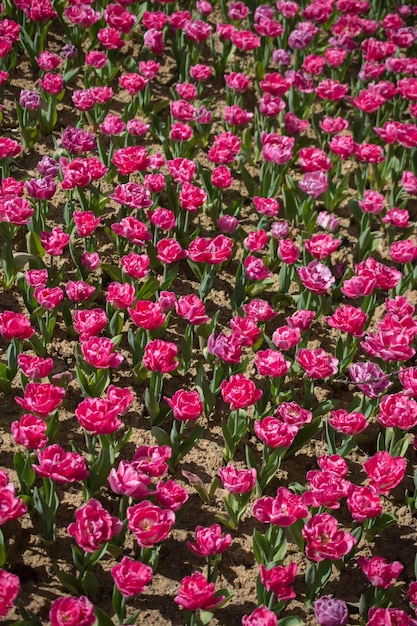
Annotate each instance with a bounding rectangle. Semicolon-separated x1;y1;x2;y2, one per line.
1;2;417;626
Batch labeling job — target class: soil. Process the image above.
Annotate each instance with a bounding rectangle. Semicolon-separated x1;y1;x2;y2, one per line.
1;2;417;626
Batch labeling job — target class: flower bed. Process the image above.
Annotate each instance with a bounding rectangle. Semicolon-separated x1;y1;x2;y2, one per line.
1;0;417;625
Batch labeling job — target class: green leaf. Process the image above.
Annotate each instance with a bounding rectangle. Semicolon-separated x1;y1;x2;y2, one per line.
88;541;111;568
365;512;397;541
199;611;215;625
151;426;172;448
91;370;111;397
63;66;81;84
136;276;159;300
186;258;203;281
94;606;115;626
15;608;43;626
252;529;267;565
289;518;305;552
81;569;99;596
181;332;192;371
195;363;216;414
245;444;257;471
325;420;337;456
278;264;291;294
284;416;323;460
198;165;213;195
214;588;234;610
282;177;299;221
0;377;11;391
392;435;410;457
222;417;237;460
246;277;275;298
19;27;37;65
115;428;132;454
71;544;85;571
199;267;217;301
13;451;36;493
45;414;60;445
53;564;82;595
305;560;333;608
232;262;246;310
312;399;335;418
335;336;344;363
144;387;160;419
271;293;296;310
160;263;178;290
75;365;91;397
351;525;363;544
182;129;211;159
87;442;115;496
272;534;288;564
124;609;141;625
0;529;6;567
132;362;148;384
26;231;45;257
178;426;204;458
109;311;124;337
239;164;258;196
101;263;123;282
39;96;58;134
151;99;169;115
255;377;272;416
20;126;40;150
278;617;305;626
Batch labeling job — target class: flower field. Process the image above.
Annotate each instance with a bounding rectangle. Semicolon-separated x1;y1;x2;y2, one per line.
1;0;417;624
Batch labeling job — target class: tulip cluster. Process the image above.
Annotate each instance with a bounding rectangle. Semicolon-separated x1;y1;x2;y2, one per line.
1;0;417;624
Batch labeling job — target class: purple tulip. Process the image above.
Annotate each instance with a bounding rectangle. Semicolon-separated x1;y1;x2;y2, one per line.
60;44;78;59
349;362;392;398
19;90;40;111
37;155;59;178
313;596;348;626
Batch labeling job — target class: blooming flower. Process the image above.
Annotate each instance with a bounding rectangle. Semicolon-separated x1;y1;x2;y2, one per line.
363;451;406;495
0;311;35;340
297;348;339;379
242;606;277;626
366;608;410;626
253;487;308;526
187;524;232;557
67;499;122;552
313;596;349;626
164;390;203;421
302;513;356;561
358;556;403;589
220;374;262;409
34;445;89;483
174;572;225;611
127;500;175;547
110;558;153;597
0;470;27;524
49;596;96;626
11;414;48;449
259;562;297;600
297;260;335;294
143;340;178;373
218;465;256;494
15;383;65;417
0;569;20;617
108;461;152;499
81;337;124;369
